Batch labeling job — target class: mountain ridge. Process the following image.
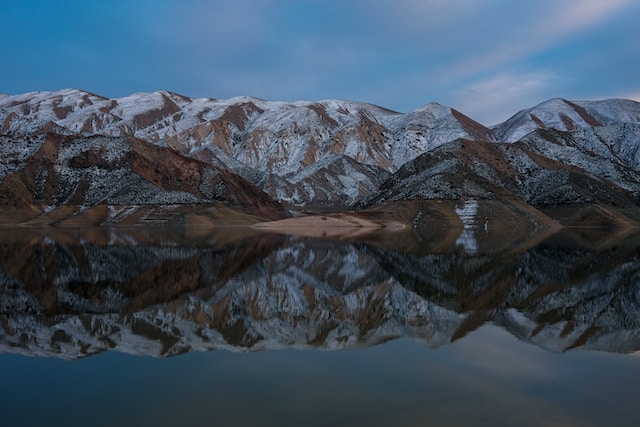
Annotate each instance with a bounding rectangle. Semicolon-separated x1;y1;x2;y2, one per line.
1;89;640;228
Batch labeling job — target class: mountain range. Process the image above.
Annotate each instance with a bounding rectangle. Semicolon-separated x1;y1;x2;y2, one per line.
1;89;640;229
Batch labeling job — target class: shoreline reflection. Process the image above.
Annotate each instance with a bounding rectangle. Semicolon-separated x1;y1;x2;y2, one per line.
1;226;639;358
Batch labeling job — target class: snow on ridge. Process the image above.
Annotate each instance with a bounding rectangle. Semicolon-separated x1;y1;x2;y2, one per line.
489;97;640;143
2;89;640;130
318;99;401;116
410;101;450;114
575;98;640;126
496;99;574;141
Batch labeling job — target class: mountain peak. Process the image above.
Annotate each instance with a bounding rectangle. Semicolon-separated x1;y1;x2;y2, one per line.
492;97;604;142
576;98;640;126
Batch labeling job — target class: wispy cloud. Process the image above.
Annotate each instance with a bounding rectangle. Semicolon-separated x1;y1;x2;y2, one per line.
451;71;556;125
368;0;634;85
145;0;273;48
548;0;633;34
2;0;639;120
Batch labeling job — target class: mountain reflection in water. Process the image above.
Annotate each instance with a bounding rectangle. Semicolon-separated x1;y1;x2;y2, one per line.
0;225;639;359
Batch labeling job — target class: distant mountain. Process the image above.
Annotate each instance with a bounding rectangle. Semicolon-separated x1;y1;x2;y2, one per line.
0;89;494;171
1;89;640;225
492;97;640;142
0;90;494;209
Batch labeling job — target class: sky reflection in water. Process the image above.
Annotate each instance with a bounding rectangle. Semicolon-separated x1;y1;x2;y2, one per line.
2;328;640;426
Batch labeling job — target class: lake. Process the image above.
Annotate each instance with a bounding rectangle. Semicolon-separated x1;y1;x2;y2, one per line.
1;224;639;426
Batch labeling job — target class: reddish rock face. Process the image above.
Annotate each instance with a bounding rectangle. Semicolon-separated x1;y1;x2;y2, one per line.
0;132;288;222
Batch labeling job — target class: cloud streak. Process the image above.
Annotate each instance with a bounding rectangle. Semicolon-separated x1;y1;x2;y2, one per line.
452;71;557;124
366;0;633;85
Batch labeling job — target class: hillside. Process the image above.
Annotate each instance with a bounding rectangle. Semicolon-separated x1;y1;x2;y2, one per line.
1;89;639;228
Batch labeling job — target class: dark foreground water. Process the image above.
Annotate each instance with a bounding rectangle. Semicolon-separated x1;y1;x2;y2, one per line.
1;225;639;426
3;327;640;427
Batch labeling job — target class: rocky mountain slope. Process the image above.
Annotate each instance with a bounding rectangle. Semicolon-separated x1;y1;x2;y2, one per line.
364;137;640;225
0;89;496;211
0;132;287;223
1;89;639;224
492;97;640;142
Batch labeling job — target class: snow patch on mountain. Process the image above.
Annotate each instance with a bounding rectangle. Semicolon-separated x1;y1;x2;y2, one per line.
577;99;640;126
493;98;606;142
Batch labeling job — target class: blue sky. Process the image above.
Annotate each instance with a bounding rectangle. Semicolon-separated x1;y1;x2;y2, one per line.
2;0;639;124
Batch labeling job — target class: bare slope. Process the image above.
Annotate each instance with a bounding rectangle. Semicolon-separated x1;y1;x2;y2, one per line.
0;133;287;224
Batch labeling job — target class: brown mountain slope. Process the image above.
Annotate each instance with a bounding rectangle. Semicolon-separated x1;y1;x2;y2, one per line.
363;138;640;227
0;133;288;224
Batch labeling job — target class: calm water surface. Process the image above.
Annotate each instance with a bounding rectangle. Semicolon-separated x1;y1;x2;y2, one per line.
1;225;639;426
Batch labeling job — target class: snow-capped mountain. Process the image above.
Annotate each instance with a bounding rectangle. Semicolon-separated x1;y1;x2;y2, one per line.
1;89;640;223
0;90;496;208
364;137;640;212
492;97;640;142
0;89;493;172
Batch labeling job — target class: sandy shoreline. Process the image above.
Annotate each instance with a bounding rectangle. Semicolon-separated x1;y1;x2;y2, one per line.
251;213;408;238
252;213;407;238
